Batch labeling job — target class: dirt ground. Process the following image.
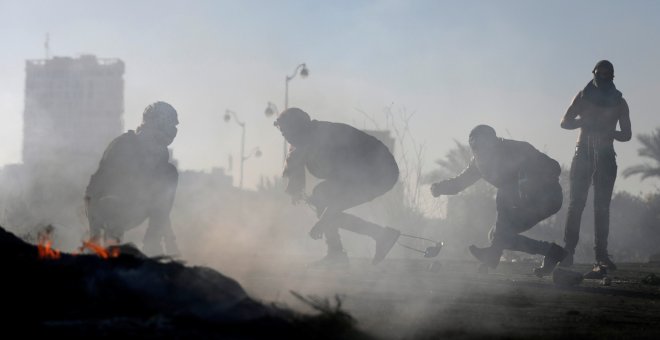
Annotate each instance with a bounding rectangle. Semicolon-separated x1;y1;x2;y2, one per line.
211;256;660;339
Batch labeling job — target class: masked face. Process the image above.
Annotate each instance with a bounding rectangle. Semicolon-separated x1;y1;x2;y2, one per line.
158;124;178;146
593;67;614;90
276;120;310;147
140;122;178;146
470;135;497;162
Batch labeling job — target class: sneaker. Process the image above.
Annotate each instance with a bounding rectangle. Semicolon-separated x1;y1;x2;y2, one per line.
597;255;617;271
584;264;608;280
373;227;400;265
469;245;502;269
559;252;574;267
309;251;349;269
533;243;568;278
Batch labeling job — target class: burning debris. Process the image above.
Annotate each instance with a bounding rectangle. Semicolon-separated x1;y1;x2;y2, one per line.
78;240;121;259
36;225;121;260
1;226;367;339
36;225;60;260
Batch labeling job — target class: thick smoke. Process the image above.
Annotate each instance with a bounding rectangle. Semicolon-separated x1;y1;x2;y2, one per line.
0;56;659;339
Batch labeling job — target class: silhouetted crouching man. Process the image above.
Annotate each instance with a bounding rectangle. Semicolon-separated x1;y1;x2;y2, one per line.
276;108;401;267
86;102;180;256
560;60;631;270
431;125;566;277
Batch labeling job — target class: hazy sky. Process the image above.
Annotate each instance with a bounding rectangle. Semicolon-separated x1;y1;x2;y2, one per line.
1;0;659;193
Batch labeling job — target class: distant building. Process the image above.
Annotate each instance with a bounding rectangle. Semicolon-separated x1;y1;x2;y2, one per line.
0;55;126;239
23;54;124;170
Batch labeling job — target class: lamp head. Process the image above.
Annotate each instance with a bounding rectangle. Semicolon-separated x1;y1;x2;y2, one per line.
300;64;309;78
264;102;277;117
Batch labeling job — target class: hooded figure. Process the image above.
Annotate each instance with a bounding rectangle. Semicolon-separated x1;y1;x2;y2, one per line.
276;108;401;267
560;60;632;270
431;125;566;277
85;101;180;256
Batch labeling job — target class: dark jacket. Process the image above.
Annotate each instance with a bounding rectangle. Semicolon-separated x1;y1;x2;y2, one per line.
86;130;173;201
561;85;631;150
283;121;398;194
442;139;560;194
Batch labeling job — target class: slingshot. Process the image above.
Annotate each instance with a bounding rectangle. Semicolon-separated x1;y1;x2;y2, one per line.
397;233;443;258
303;197;443;259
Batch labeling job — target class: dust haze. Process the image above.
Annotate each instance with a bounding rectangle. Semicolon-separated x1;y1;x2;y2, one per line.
1;1;660;339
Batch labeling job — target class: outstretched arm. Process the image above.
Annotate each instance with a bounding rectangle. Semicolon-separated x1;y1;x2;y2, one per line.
560;94;583;130
614;99;632;142
431;159;481;197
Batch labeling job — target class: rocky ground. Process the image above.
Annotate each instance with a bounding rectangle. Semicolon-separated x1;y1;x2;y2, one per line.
1;227;368;339
9;219;660;339
222;256;660;339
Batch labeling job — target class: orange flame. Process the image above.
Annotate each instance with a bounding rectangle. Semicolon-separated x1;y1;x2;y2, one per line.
36;225;120;260
37;239;61;260
80;240;120;259
37;226;61;260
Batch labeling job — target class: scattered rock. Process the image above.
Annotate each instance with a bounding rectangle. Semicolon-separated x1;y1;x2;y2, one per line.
641;273;660;286
601;276;612;286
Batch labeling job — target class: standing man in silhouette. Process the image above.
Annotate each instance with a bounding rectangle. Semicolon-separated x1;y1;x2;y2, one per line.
560;60;631;270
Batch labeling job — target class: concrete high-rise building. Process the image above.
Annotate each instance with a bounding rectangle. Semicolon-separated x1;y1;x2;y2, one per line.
23;54;124;170
0;54;126;240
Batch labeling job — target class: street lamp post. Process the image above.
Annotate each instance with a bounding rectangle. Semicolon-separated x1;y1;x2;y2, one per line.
265;63;309;164
285;63;309;110
284;63;309;162
224;109;261;189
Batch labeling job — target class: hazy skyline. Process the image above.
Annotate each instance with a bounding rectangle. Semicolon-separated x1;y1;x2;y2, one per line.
1;0;659;193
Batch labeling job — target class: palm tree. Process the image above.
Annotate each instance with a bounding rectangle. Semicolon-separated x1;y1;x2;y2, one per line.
422;140;473;184
623;128;660;180
422;140;496;251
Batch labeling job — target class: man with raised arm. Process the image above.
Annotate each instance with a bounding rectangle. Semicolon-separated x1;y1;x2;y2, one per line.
431;125;566;277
